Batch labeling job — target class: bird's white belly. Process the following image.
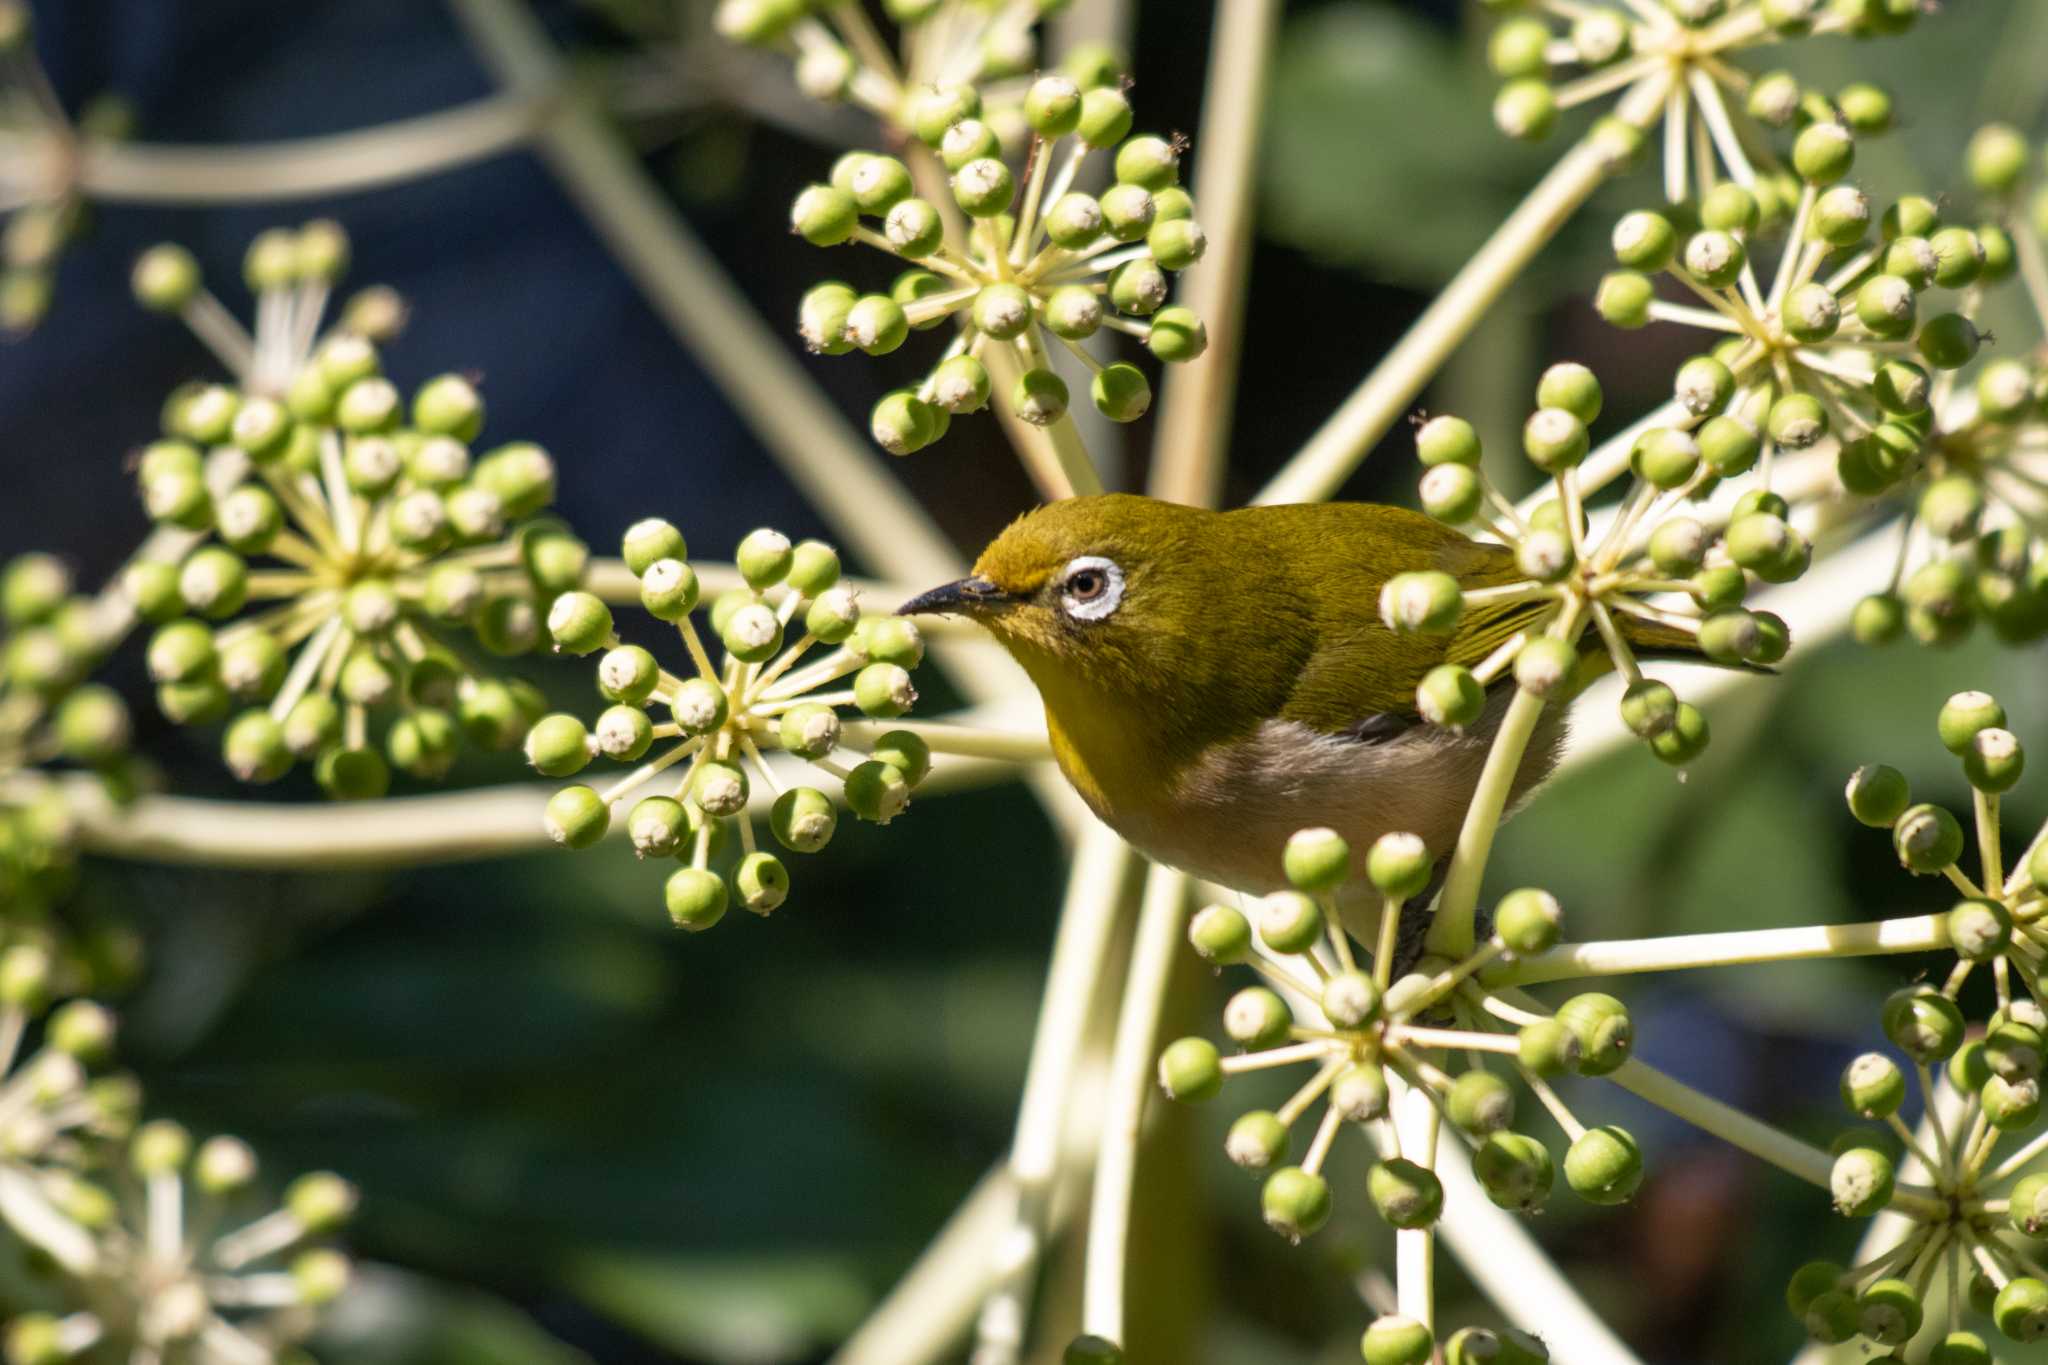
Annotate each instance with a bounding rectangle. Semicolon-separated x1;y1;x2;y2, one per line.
1106;709;1566;895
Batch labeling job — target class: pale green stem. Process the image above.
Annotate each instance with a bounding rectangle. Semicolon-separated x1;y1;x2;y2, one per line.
1393;1080;1438;1329
837;718;1050;764
1486;914;1951;987
55;91;548;202
972;823;1135;1365
829;1167;1015;1365
1082;865;1189;1346
1147;0;1282;509
1254;73;1671;506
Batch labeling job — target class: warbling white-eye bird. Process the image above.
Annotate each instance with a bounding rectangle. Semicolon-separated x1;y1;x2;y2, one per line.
898;494;1708;897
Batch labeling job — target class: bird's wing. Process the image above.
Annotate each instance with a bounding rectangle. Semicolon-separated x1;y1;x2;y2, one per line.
1263;504;1542;737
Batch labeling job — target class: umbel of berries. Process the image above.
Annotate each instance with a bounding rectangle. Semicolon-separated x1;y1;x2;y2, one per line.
533;522;934;930
790;74;1209;454
125;225;588;799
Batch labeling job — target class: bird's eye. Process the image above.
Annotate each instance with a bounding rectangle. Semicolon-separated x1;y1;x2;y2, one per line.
1058;556;1124;622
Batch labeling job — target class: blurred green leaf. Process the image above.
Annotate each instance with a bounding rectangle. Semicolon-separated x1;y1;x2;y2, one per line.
560;1250;870;1364
317;1265;591;1365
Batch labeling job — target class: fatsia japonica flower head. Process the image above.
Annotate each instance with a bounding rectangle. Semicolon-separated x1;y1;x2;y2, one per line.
1479;0;1910;198
1159;828;1639;1359
533;522;934;929
791;73;1208;453
1399;364;1793;768
121;224;589;799
3;1120;357;1365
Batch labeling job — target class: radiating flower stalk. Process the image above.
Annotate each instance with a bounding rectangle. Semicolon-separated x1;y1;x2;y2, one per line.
121;224;588;799
790;72;1208;459
1154;827;1649;1361
0;1;135;335
4;1120;357;1365
712;0;1106;148
532;521;991;928
1481;0;1911;203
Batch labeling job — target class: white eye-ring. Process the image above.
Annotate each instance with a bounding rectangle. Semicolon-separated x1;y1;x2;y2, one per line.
1058;556;1124;621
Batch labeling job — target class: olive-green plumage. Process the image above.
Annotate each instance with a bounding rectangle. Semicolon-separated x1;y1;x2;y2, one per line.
904;494;1703;893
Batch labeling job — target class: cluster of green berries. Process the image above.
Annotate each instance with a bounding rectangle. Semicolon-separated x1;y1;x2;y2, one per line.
0;943;355;1364
1158;828;1646;1266
791;71;1207;453
124;228;588;799
0;3;135;336
1;554;146;993
1848;692;2043;997
1387;365;1789;769
533;523;933;930
1780;1003;2048;1355
1479;0;1908;156
714;0;1108;139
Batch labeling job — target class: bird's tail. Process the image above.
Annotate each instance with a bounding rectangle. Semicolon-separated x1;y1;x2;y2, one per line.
1613;614;1710;663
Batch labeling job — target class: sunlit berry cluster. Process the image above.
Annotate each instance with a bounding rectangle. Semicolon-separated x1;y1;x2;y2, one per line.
1480;0;1909;182
1156;828;1646;1363
533;523;934;929
791;73;1207;454
1388;365;1792;770
122;226;587;799
0;2;135;335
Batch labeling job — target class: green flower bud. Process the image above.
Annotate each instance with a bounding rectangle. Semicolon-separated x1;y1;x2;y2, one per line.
916;359;988;421
791;184;858;246
146;618;216;684
1466;1131;1552;1214
1674;355;1734;417
1369;1156;1443;1229
1724;513;1807;584
871;390;939;456
1966;122;2030;194
1114;135;1180;192
1963;727;2024;794
906;84;979;146
623;796;687;858
1148;218;1206;271
1147;306;1206;362
546;590;613;656
1625;427;1696;490
1495;887;1562;955
1416;661;1484;729
690;761;748;818
1792;121;1854;184
1107;253;1166;312
1044;192;1105;250
1378;571;1462;635
1535;362;1601;424
1918;313;1981;370
1938;690;2005;753
1361;1316;1434;1365
54;685;130;767
1257;890;1323;957
1844;764;1908;827
1648;518;1707;576
729;528;792;590
0;945;50;1010
1062;1335;1123;1365
1514;637;1577;701
844;294;909;356
1022;74;1083;136
1092;363;1153;423
1416;414;1480;467
1447;1068;1516;1135
1416;464;1481;526
665;866;727;931
1517;1018;1578;1076
1951;1038;1994;1094
1555;992;1632;1076
1190;904;1251;964
1261;1165;1331;1241
1076;87;1134;148
1994;1278;2048;1343
845;758;911;823
1881;984;1964;1061
1330;1063;1390;1123
1611;211;1676;271
1283;827;1350;892
1929;227;1984;288
1158;1037;1222;1102
591;704;653;763
1978;222;2017;281
544;785;610;850
223;710;292;783
951;157;1014;218
1322;971;1382;1030
638;559;700;623
1521;407;1588;472
1855;1277;1922;1347
1829;1143;1893;1217
732;850;789;915
1766;393;1827;451
770;787;837;855
1365;830;1433;901
1892;803;1963;874
871;729;931;788
1594;270;1652;329
1681;229;1745;288
853;661;917;718
798;282;857;354
1984;1074;2041;1129
1012;368;1071;426
524;713;591;778
1854;275;1917;340
772;703;839;762
1226;1110;1289;1170
1564;1124;1642;1204
1493;79;1556;141
1811;185;1870;247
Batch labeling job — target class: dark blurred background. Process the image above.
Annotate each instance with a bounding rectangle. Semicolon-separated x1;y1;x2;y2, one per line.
6;1;2048;1360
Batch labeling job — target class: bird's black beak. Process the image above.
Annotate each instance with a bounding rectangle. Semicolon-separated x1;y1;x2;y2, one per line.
897;575;1013;617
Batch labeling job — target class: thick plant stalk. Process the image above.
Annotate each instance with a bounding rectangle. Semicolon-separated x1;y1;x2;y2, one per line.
1489;914;1950;985
1147;0;1283;508
972;824;1136;1365
48;93;547;202
1254;74;1672;507
1080;864;1189;1347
